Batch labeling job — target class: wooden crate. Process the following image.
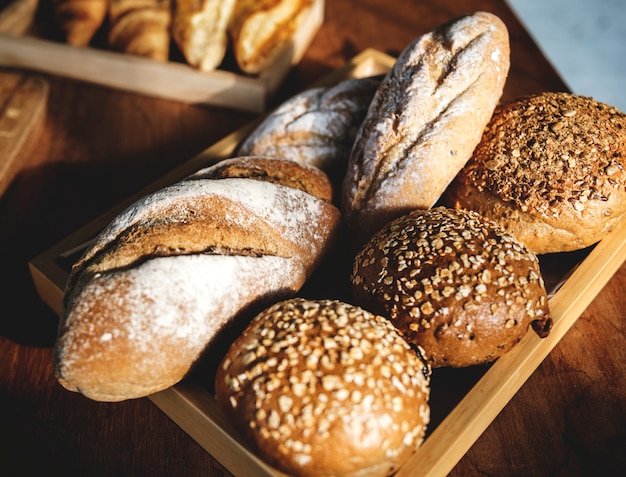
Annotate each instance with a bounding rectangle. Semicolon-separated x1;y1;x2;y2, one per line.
0;0;324;113
28;49;626;477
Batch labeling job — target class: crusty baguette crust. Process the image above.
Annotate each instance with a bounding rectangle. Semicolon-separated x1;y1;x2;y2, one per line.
442;92;626;254
341;12;510;243
171;0;236;71
55;157;341;401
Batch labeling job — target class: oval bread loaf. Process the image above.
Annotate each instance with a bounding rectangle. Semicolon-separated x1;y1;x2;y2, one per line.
341;11;510;244
215;298;431;477
54;157;341;401
351;207;552;368
237;76;382;181
442;91;626;254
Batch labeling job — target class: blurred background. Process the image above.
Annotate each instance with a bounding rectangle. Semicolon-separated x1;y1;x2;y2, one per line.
507;0;625;111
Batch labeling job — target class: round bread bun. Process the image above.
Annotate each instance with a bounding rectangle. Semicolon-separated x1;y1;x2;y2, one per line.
214;298;431;477
442;91;626;254
351;207;552;368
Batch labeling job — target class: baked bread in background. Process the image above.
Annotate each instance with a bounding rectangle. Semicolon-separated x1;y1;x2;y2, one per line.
171;0;236;71
341;11;510;245
237;76;382;184
52;0;108;46
215;298;431;477
54;157;341;402
351;207;552;368
229;0;314;74
442;91;626;254
108;0;172;60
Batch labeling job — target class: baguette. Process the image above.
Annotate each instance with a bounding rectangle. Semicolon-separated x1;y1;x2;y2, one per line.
53;157;341;401
341;12;510;245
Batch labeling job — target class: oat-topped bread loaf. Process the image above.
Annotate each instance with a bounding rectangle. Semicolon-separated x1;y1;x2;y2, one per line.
443;92;626;254
238;76;382;182
54;157;341;402
351;207;552;368
215;298;431;477
341;12;510;244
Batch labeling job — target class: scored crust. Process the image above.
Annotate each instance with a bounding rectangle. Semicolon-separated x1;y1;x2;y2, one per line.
351;207;552;368
443;92;626;254
237;76;382;178
341;11;510;243
55;157;341;401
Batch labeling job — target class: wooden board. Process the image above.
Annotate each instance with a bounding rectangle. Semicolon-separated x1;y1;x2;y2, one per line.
0;69;48;197
28;49;626;477
0;0;324;113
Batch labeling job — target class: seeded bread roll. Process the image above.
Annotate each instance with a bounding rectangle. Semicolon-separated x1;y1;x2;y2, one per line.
341;12;510;244
215;298;431;477
54;157;341;402
238;76;382;181
351;207;552;368
442;92;626;254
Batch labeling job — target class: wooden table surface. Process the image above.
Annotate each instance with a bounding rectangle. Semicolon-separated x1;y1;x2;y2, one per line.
1;0;625;476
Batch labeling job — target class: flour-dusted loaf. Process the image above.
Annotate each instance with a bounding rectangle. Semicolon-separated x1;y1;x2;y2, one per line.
351;207;552;368
237;76;382;183
54;157;341;401
229;0;315;74
442;92;626;254
341;12;510;245
171;0;236;71
215;298;431;477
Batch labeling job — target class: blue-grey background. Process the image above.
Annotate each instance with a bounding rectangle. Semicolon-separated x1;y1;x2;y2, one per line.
507;0;625;111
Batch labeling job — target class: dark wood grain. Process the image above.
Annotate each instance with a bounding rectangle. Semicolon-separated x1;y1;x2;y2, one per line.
1;1;624;476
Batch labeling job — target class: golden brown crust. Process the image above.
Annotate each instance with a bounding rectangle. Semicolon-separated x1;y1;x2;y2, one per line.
443;92;626;254
229;0;314;74
55;157;341;401
171;0;236;71
52;0;108;46
341;11;510;245
215;298;431;477
108;0;171;60
189;156;334;202
351;207;551;368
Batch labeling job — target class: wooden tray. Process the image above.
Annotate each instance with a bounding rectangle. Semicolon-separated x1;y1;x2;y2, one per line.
28;49;626;477
0;0;324;113
0;69;48;197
